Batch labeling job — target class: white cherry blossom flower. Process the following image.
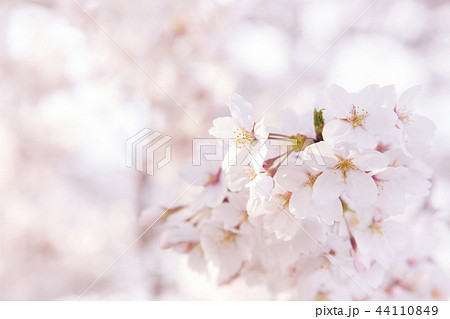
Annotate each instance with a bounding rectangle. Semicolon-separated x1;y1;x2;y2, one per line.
210;192;249;230
276;165;343;225
250;182;300;240
159;222;200;253
199;220;254;284
385;85;436;157
305;141;388;207
209;93;268;148
179;159;227;210
384;149;432;197
352;219;404;268
371;166;409;217
322;84;398;149
222;135;268;192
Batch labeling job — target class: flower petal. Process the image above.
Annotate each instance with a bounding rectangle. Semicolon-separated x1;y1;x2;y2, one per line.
345;170;378;206
364;108;398;134
227;94;254;129
322;119;352;147
352;84;383;112
326;84;353;118
303;141;338;170
275;165;309;190
289;187;316;219
397;85;421;113
350;126;377;149
191;181;228;210
312;169;345;204
178;162;209;184
352;151;388;171
317;199;343;225
382;85;397;109
209;117;236;139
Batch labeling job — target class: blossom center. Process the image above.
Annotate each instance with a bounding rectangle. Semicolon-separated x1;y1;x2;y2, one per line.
394;105;412;125
303;172;318;188
372;175;385;191
276;191;292;209
240;210;249;223
347;105;368;128
333;155;357;179
243;164;257;180
204;169;221;186
219;230;237;244
369;222;383;235
233;126;256;148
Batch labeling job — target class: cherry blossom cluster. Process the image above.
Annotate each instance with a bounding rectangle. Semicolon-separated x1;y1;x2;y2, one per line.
153;84;447;300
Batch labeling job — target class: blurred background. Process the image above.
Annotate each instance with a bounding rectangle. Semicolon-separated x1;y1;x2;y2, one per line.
0;0;449;300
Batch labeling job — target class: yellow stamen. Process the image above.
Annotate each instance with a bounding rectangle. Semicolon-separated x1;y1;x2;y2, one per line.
219;230;236;244
395;106;412;125
233;127;255;148
276;191;292;209
243;164;257;180
303;172;318;188
347;105;369;128
333;155;357;179
369;222;383;235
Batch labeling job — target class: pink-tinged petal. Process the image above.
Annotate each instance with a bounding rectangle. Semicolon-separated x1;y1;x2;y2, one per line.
159;224;199;249
200;222;252;285
406;114;435;138
228;191;249;212
139;206;164;227
402;172;431;197
352;151;388;171
250;174;274;198
289;187;316;219
211;202;244;229
190;181;228;210
382;85;397;109
222;143;255;174
303;141;338;170
365;262;385;289
351;126;377;149
351;249;370;273
178;162;209;184
326;84;353;118
317;199;343;225
404;114;435;156
322;119;352;147
397;85;421;113
364;108;398;134
225;172;248;192
227;94;254;128
312;170;345;204
263;212;300;241
253;118;269;141
300;219;328;244
352;84;383;112
208;116;236;139
404;115;435;157
376;166;408;180
376;181;405;216
275;165;309;190
345;170;378;206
